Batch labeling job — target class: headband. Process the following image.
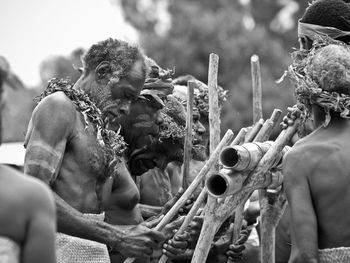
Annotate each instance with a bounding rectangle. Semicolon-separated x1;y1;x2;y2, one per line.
298;21;350;41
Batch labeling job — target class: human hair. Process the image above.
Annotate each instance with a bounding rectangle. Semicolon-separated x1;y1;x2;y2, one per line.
300;0;350;43
82;38;146;78
309;44;350;95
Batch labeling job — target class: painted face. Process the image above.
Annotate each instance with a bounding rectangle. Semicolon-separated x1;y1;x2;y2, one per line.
117;96;163;152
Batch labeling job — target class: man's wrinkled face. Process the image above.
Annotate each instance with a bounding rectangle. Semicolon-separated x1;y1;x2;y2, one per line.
77;59;144;124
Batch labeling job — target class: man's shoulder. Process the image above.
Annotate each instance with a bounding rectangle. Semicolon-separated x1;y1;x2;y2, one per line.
283;138;334;177
37;91;75;113
33;92;77;125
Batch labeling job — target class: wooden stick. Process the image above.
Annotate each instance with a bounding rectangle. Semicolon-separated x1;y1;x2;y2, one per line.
208;53;220;158
259;189;287;263
244;118;264;142
191;53;222;263
158;189;207;263
254;109;282;142
251;54;263;123
229;128;248;147
182;81;195;189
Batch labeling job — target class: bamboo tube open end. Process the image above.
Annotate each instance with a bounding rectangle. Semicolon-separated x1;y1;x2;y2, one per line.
206;169;244;198
220;146;239;168
206;173;229;197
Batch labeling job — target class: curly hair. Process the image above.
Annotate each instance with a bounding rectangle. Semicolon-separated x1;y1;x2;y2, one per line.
82;38;146;78
309;44;350;94
300;0;350;43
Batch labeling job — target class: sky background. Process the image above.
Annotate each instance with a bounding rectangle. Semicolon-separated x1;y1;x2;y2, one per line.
0;0;137;87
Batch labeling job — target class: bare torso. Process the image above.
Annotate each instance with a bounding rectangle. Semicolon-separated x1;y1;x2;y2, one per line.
302;125;350;248
25;91;111;213
104;159;143;225
286;121;350;250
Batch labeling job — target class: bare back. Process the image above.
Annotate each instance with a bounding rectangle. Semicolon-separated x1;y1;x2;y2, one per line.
305;125;350;248
284;121;350;254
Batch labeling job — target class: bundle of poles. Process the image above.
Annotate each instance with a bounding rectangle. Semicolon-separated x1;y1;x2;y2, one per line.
124;53;302;263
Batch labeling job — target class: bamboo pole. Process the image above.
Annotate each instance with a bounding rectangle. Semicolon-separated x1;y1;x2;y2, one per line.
182;81;195;189
123;130;234;263
251;54;263;123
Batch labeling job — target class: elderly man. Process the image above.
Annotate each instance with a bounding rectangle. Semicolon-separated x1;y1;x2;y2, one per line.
24;38;166;262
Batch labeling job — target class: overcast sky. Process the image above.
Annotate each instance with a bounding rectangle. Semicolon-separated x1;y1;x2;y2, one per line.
0;0;138;87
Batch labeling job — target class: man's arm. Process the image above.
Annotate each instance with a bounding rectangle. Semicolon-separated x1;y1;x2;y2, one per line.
24;94;165;257
283;149;318;263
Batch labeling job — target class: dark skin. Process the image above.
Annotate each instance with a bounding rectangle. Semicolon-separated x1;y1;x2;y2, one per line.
0;165;57;263
284;104;350;263
105;92;188;262
0;68;56;263
24;51;166;258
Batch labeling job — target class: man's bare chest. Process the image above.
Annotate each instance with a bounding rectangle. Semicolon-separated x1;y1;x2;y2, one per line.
68;123;109;177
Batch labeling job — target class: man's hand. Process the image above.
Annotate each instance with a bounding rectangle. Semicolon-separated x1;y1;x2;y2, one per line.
113;224;166;258
179;195;195;215
226;227;250;262
162;232;190;259
280;104;304;129
187;215;204;248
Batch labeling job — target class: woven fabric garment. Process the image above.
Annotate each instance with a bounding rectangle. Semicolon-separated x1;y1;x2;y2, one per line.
0;236;19;263
319;247;350;263
56;213;110;263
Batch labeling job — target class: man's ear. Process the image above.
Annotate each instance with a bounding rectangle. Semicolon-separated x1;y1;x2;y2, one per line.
95;61;112;79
